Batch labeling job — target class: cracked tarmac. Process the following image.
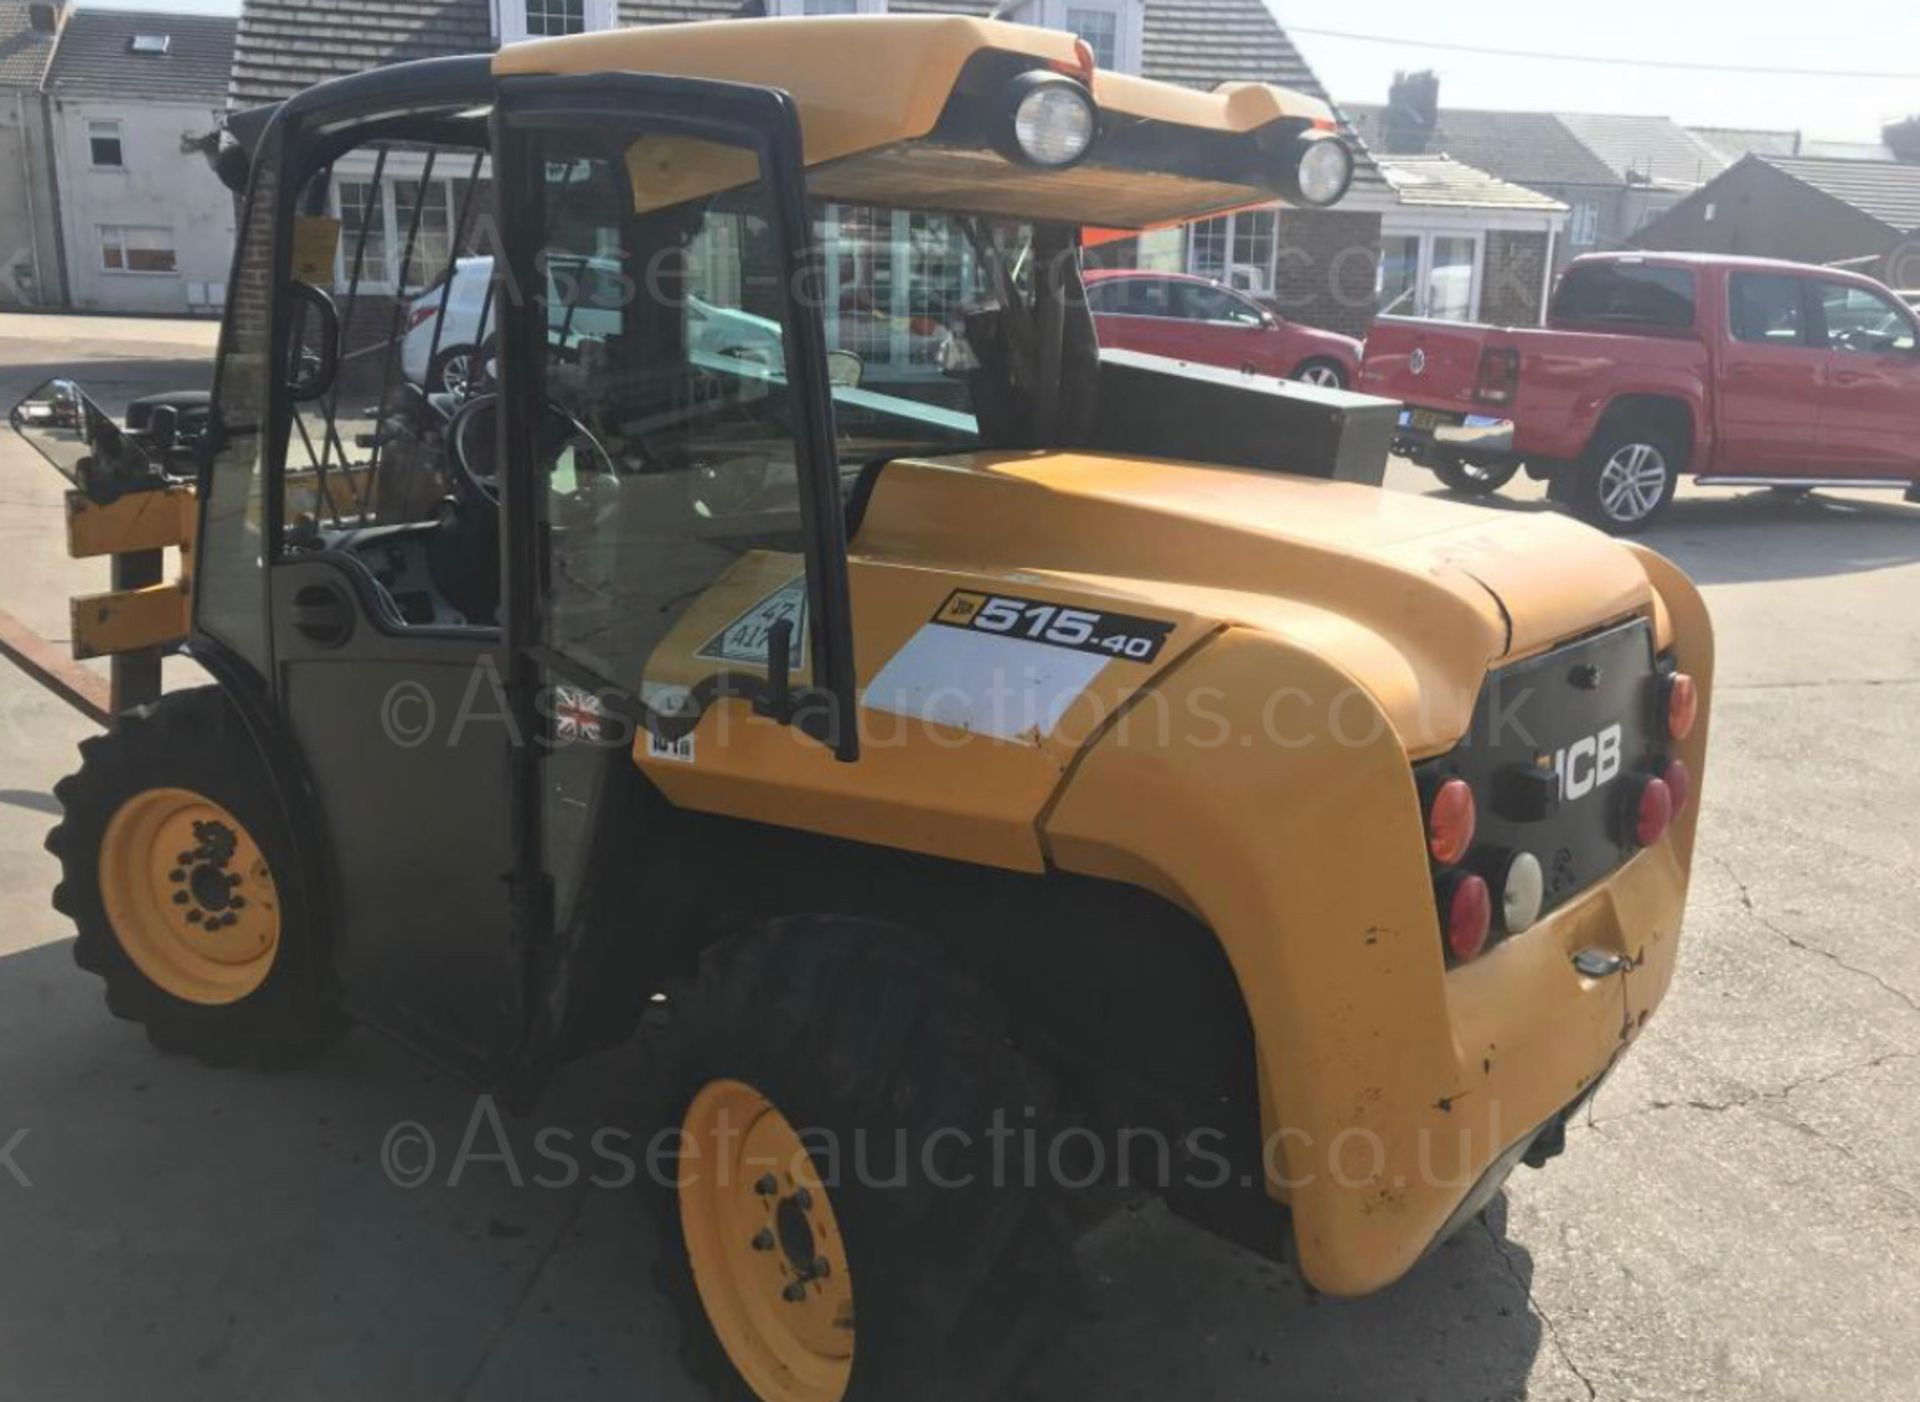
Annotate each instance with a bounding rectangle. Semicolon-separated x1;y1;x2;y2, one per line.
0;321;1917;1399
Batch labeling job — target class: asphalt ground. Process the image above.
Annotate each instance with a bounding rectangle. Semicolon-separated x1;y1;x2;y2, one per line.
0;313;1915;1401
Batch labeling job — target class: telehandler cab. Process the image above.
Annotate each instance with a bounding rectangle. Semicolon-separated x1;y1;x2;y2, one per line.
10;16;1711;1400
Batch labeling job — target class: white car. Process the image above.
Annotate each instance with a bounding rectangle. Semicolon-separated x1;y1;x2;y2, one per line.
400;255;785;394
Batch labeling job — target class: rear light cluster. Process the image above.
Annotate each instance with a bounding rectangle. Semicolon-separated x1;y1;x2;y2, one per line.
1424;666;1697;967
1473;346;1521;406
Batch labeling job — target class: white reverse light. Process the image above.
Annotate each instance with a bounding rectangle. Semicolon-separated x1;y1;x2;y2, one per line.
1502;850;1546;935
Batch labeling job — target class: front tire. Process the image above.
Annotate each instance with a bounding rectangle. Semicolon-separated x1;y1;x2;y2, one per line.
1566;423;1683;534
47;686;343;1067
650;919;1080;1402
1292;357;1348;390
1433;454;1522;497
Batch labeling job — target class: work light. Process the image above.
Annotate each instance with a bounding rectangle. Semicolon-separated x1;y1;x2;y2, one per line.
1000;73;1097;169
1289;131;1355;207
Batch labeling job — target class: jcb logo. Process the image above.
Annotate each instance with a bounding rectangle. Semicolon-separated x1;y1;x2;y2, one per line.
1554;723;1623;802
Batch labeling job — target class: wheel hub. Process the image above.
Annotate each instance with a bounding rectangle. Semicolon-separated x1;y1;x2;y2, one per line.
679;1079;855;1402
99;788;281;1005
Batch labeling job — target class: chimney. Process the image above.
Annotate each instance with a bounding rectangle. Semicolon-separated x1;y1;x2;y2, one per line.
1885;116;1920;163
26;2;63;34
1383;71;1441;155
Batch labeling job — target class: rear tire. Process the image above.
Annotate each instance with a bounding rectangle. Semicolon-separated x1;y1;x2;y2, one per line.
1566;422;1683;534
649;919;1081;1402
1292;357;1348;390
1432;454;1522;497
47;686;344;1068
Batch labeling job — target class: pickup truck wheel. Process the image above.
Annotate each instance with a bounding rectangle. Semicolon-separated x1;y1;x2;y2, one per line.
1572;427;1681;534
1432;454;1521;497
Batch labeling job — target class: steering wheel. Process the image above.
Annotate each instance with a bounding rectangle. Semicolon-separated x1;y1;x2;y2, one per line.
447;394;617;511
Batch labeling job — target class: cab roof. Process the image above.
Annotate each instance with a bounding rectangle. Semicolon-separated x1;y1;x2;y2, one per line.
493;15;1340;228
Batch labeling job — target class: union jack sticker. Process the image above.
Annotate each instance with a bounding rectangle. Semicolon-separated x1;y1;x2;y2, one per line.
552;684;608;744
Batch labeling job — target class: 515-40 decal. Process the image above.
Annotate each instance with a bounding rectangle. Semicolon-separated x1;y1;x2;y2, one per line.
932;591;1173;663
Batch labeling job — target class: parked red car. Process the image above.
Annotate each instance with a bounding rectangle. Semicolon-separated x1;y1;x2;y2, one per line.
1084;268;1363;388
1360;252;1920;533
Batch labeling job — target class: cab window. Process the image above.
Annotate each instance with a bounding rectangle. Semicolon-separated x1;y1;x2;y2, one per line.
1729;273;1810;347
1816;282;1918;355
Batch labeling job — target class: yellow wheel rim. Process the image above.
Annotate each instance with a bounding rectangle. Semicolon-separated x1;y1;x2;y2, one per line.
97;787;282;1006
679;1079;855;1402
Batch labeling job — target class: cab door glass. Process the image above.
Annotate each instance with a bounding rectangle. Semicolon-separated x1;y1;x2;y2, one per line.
1728;273;1810;346
517;131;812;720
1817;283;1918;355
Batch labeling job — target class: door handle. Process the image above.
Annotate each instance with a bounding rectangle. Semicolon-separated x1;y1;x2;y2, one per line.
291;582;354;647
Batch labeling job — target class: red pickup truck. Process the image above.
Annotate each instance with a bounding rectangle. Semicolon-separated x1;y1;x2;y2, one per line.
1359;252;1920;533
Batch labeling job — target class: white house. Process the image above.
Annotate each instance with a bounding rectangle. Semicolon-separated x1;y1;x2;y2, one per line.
41;7;236;315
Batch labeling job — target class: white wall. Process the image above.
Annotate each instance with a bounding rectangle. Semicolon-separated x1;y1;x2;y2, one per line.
49;95;234;316
0;88;63;309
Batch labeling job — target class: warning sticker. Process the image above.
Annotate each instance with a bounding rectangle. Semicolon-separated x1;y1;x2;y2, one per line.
695;576;808;670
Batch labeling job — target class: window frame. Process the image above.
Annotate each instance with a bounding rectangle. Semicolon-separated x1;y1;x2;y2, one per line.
328;170;462;295
98;223;178;276
87;118;125;170
494;0;614;44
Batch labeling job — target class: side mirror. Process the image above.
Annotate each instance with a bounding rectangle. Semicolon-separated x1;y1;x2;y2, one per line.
8;378;158;503
826;348;865;389
286;281;341;402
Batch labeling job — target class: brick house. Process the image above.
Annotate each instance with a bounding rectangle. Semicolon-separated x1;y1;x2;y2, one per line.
226;0;1386;338
1373;153;1566;326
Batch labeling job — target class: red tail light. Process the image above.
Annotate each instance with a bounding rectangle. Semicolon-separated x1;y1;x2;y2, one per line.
1662;758;1692;816
1427;778;1476;865
1665;672;1698;740
1473;346;1520;406
404;303;438;332
1633;775;1674;848
1442;873;1492;962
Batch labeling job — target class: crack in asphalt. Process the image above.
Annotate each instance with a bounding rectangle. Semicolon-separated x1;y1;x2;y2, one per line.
1711;854;1920;1018
449;1184;593;1402
1586;1049;1918;1131
1480;1217;1599;1401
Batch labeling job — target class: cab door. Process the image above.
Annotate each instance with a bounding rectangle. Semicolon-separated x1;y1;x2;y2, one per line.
486;75;858;1032
1811;279;1920;478
1719;270;1823;473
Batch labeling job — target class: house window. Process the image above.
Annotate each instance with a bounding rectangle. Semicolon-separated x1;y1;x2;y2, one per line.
1377;229;1483;321
1569;201;1600;248
496;0;615;42
1186;209;1277;295
100;225;177;274
803;0;860;12
331;174;469;292
334;178;390;287
524;0;585;36
128;33;170;54
1065;6;1119;68
88;120;123;169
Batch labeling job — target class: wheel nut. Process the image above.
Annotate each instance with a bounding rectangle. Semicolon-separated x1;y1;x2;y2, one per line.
176;852;192;864
755;1174;779;1197
751;1229;775;1252
169;869;186;883
782;1282;808;1303
172;891;190;905
792;1188;813;1212
809;1257;831;1280
186;910;203;924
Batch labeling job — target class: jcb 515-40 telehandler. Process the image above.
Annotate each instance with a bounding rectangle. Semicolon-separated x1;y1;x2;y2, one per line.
10;16;1710;1400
